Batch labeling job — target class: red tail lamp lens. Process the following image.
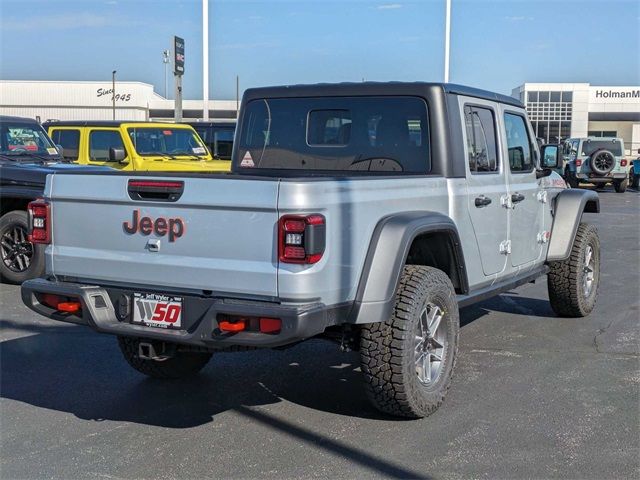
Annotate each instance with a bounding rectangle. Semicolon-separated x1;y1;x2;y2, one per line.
620;159;627;167
575;159;582;167
279;214;326;264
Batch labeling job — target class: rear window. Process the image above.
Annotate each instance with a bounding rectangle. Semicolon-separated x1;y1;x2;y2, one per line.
581;139;623;156
235;96;430;174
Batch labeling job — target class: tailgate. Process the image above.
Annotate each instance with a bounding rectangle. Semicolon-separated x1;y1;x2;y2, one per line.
46;174;279;297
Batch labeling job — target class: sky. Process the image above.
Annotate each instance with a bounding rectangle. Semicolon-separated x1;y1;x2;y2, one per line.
0;0;638;100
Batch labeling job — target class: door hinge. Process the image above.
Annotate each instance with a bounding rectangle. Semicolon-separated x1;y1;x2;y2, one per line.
501;194;513;209
499;240;511;255
537;191;548;203
537;231;550;244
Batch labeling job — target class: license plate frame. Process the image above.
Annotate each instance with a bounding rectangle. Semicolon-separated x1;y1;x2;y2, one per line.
131;292;183;329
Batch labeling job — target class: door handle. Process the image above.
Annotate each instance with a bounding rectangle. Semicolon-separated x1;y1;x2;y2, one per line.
511;193;525;203
474;195;492;207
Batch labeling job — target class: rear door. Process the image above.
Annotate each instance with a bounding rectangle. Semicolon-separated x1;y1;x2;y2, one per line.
502;108;544;267
49;127;82;162
460;97;509;276
47;174;280;297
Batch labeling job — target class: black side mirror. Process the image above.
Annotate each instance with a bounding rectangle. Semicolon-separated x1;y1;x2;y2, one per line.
541;144;561;168
109;147;127;163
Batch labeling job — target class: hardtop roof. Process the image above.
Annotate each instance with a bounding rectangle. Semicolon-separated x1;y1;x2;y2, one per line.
242;82;523;108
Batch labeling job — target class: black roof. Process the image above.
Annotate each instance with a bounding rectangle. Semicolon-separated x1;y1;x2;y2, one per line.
41;121;196;127
242;82;523;108
0;115;40;125
184;121;236;128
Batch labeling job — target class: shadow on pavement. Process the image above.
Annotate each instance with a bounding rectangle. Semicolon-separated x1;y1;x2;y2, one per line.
0;291;552;427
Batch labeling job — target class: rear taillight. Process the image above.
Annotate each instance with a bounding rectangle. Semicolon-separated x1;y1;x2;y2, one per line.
28;199;50;244
621;159;627;167
278;214;325;264
575;159;582;167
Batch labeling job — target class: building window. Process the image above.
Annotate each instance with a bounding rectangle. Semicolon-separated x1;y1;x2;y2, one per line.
588;130;617;138
561;91;573;102
550;91;561;102
528;91;538;103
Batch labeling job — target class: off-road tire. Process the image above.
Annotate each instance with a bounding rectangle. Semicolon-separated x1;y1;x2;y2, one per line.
564;168;579;189
360;265;459;418
0;210;45;284
117;336;212;379
547;223;600;317
613;178;627;193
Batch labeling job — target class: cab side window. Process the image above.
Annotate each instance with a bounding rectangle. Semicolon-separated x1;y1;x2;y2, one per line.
504;113;533;172
89;130;125;161
464;105;498;173
51;129;80;161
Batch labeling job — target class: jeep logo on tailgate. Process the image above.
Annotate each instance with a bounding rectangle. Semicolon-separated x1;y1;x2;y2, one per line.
123;210;185;242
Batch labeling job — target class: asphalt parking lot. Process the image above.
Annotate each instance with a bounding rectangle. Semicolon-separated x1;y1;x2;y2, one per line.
1;188;638;480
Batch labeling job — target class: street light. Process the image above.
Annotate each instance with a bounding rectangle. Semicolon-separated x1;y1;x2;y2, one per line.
444;0;451;83
112;70;117;120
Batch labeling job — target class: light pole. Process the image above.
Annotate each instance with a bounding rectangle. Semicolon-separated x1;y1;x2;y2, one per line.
112;70;116;120
202;0;209;121
444;0;451;83
162;49;170;98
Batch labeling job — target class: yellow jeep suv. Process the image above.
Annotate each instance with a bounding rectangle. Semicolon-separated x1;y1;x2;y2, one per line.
45;121;231;172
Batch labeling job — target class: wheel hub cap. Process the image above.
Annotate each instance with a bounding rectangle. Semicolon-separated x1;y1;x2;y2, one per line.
414;303;446;386
1;225;33;273
582;245;595;297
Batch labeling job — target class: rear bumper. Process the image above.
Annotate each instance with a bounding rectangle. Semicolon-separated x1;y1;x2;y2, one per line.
21;278;346;349
576;172;627;183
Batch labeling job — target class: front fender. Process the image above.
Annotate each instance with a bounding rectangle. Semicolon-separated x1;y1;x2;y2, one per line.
350;211;467;324
547;189;599;262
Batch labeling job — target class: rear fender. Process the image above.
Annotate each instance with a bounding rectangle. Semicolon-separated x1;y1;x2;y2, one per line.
349;212;467;324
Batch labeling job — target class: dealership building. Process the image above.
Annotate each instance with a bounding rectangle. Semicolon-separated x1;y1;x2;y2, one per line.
2;80;639;155
512;83;640;155
0;80;238;122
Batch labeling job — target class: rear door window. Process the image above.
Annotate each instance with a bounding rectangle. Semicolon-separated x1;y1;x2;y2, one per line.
89;130;125;162
236;96;430;174
464;105;499;173
51;129;80;160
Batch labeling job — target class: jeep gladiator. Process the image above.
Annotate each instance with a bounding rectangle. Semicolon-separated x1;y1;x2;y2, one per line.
22;83;601;418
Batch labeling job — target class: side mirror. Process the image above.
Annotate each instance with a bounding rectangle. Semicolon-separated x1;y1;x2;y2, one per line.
541;144;561;168
109;147;127;163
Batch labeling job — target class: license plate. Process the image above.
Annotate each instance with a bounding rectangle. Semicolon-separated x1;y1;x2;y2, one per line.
132;293;182;329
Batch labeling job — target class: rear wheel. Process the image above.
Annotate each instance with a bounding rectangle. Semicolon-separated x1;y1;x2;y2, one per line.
360;266;459;418
613;178;628;193
547;223;600;317
117;336;212;379
0;210;45;284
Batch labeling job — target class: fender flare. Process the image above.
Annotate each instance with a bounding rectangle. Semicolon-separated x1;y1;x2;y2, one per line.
547;189;599;262
349;211;467;324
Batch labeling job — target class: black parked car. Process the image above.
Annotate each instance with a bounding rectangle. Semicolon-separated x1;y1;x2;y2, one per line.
0;116;109;283
185;121;235;160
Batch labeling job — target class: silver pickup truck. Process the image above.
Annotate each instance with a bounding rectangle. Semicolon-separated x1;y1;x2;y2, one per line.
22;83;600;418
